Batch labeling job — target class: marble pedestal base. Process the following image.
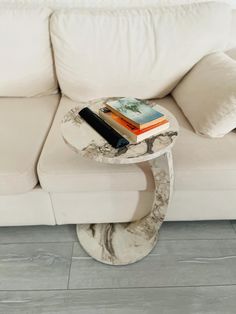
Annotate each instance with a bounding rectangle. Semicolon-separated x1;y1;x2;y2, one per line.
76;151;173;265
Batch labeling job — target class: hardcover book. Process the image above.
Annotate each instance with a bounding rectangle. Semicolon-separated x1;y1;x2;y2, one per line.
99;107;169;143
105;98;166;130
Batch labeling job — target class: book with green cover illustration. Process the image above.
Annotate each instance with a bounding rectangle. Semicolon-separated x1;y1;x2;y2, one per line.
106;98;166;130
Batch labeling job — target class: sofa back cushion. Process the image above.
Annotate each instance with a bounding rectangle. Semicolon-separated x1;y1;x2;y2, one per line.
0;7;58;97
50;2;231;102
230;10;236;47
172;52;236;138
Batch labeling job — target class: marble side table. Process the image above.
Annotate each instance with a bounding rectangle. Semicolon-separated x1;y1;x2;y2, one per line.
61;98;179;265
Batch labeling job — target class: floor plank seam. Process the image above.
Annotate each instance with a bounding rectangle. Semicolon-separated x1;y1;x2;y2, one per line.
159;238;236;241
1;238;236;246
65;284;236;290
0;241;77;245
66;242;76;289
2;283;236;293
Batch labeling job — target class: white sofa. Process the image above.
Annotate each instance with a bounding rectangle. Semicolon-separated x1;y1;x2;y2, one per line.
1;2;236;226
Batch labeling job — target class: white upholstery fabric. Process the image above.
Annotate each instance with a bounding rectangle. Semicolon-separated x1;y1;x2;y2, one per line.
50;2;231;102
2;185;236;226
0;186;55;226
51;191;153;224
0;7;57;97
225;10;236;59
0;95;60;195
2;186;236;226
172;53;236;137
166;190;236;221
160;97;236;191
38;96;154;192
0;0;234;9
38;95;236;193
228;9;236;48
51;189;236;224
227;47;236;60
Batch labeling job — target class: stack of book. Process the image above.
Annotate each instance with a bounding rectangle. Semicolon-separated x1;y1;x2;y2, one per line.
99;97;169;143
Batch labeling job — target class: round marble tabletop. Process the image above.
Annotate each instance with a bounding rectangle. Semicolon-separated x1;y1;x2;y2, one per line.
61;98;179;165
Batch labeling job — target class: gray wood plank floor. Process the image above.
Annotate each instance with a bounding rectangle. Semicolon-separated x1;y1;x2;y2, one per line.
0;221;236;313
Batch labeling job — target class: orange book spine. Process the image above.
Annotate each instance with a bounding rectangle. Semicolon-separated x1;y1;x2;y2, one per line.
108;112;168;135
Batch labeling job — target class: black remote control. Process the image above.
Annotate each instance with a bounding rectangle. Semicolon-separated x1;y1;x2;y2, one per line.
79;107;129;149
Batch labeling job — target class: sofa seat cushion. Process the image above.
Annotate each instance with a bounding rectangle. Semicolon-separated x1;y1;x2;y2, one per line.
38;96;154;193
38;95;236;193
160;97;236;191
0;95;60;195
